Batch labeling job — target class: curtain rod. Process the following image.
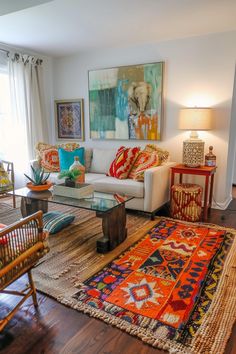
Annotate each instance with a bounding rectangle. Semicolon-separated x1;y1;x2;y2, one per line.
0;48;9;54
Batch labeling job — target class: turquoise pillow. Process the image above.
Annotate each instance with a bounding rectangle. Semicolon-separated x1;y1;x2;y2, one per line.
58;147;85;171
43;211;75;234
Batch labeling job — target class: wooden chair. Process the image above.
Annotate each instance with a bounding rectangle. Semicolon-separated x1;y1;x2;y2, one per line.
0;160;16;208
0;211;49;331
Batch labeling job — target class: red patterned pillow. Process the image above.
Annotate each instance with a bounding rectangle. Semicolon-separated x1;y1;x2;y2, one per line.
41;148;60;172
108;146;140;179
128;151;160;181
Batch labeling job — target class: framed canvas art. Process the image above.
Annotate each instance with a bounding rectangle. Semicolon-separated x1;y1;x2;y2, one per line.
55;99;84;140
88;62;164;140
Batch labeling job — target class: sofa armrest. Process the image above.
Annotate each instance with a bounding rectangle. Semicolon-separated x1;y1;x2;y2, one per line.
144;162;177;213
30;159;40;169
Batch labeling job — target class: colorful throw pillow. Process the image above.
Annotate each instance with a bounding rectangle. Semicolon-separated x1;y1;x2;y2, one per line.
58;147;85;171
128;151;160;181
40;148;60;172
143;144;169;164
108;146;140;179
58;142;80;151
43;211;75;234
0;162;13;192
35;142;81;172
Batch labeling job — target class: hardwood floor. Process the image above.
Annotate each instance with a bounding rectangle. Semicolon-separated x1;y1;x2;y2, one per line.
0;206;236;353
232;186;236;198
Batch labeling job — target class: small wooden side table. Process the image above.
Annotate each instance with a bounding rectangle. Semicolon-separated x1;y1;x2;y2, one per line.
170;164;217;221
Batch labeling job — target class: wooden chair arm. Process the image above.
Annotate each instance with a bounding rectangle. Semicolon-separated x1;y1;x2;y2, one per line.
0;211;47;269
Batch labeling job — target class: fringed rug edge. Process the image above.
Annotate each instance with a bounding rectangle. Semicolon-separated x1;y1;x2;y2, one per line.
57;295;191;354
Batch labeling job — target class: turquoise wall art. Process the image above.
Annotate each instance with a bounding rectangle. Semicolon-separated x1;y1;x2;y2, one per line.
88;62;164;140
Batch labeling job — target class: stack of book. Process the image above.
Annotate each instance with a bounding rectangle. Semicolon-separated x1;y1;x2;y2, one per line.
53;183;94;199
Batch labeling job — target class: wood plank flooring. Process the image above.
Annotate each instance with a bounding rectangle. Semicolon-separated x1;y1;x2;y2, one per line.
0;203;236;353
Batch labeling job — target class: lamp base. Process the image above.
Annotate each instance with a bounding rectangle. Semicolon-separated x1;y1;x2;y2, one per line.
183;139;204;168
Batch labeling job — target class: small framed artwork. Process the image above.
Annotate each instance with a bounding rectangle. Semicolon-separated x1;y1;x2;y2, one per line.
55;99;84;140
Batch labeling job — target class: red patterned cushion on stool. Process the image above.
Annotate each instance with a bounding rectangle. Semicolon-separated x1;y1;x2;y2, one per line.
108;146;140;179
171;183;202;222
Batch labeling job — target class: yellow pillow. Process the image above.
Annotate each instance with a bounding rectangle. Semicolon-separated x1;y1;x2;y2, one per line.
143;144;169;164
0;162;12;192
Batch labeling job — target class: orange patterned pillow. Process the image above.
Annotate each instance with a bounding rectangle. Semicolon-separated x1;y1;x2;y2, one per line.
35;142;80;172
35;142;56;160
128;151;160;181
41;148;60;172
143;144;169;164
108;146;140;179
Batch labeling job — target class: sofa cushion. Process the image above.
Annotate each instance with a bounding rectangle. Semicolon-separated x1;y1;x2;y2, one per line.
85;173;106;184
90;148;116;174
50;172;106;185
93;176;144;198
48;172;61;184
108;146;140;179
58;147;85;170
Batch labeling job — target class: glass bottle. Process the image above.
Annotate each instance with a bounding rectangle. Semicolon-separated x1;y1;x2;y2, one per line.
69;156;85;183
205;146;216;167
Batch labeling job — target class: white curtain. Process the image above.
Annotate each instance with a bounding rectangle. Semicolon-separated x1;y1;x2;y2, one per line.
0;50;10;161
2;53;49;187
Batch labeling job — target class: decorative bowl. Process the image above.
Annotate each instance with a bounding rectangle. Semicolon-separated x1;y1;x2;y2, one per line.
26;181;52;192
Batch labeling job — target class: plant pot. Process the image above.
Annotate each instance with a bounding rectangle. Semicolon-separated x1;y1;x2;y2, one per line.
65;178;75;188
26;181;52;192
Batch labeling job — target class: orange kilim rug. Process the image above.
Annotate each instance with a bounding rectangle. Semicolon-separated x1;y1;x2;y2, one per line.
62;218;236;354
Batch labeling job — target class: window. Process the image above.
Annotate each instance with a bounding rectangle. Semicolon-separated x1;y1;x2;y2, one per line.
0;71;12;160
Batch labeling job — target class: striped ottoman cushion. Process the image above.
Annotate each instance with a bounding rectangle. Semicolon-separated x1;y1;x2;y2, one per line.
171;183;202;222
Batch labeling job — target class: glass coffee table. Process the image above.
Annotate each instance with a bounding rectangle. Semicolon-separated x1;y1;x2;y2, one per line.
10;187;134;253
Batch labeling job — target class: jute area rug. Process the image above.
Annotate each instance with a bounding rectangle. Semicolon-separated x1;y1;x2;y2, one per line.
0;201;156;299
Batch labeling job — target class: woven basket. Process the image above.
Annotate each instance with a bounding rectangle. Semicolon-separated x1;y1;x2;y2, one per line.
171;183;202;222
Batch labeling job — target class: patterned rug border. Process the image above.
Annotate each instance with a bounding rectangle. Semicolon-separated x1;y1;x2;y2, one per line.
57;217;236;354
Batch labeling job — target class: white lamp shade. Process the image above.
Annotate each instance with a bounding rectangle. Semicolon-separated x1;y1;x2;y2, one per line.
179;108;212;131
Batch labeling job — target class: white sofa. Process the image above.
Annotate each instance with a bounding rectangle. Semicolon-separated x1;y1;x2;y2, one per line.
33;148;176;217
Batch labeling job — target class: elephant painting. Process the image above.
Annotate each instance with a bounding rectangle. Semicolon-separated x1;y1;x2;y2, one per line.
89;62;163;140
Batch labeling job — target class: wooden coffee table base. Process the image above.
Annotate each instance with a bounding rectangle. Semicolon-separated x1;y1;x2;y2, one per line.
20;195;127;254
21;197;48;217
96;203;127;253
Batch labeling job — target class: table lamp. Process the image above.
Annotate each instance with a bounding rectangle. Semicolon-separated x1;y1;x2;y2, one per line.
179;107;212;167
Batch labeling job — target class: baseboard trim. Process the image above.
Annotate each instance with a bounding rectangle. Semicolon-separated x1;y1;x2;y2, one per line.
212;196;232;210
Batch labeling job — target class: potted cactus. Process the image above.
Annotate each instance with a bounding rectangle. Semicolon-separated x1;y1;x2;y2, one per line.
24;165;52;191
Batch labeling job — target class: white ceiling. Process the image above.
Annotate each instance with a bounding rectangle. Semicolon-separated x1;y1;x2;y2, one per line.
0;0;235;57
0;0;54;16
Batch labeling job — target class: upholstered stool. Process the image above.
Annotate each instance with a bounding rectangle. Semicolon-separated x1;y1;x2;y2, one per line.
171;183;202;222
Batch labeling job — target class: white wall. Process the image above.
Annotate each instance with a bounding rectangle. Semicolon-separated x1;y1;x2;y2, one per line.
52;31;236;208
228;67;236;186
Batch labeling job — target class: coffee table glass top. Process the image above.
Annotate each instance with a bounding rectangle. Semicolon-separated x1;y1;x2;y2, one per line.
11;187;133;213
